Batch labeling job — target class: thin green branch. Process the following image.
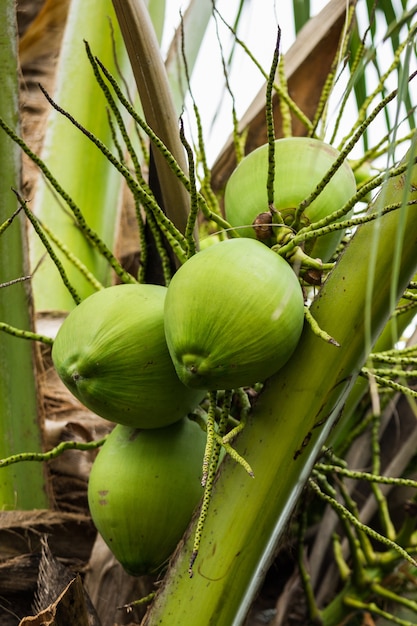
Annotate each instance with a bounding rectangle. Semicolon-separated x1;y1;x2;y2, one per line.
366;367;417;378
314;463;417;490
189;391;232;577
201;392;217;487
328;5;366;146
179;118;198;257
391;300;417;317
304;306;340;346
403;289;417;301
15;191;86;305
84;40;150;267
0;322;53;346
0;114;135;285
353;126;416;174
38;217;105;293
84;40;142;176
211;0;243;165
361;368;417;398
212;4;314;133
0;206;21;235
95;58;189;180
344;596;417;626
277;53;292;137
145;210;175;285
279;191;416;258
0;438;107;467
178;13;222;219
222;387;251;445
370;353;417;366
292;80;413;230
370;411;397;541
312;2;355;138
38;83;188;265
266;28;280;208
297;508;322;623
313;472;368;586
332;533;351;581
93;55;233;232
371;580;417;614
23;223;81;301
335;473;377;565
309;478;417;569
376;343;417;358
119;592;156;612
338;22;417;152
213;433;254;478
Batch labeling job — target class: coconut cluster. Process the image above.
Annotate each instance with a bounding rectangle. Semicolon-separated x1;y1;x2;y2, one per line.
52;137;354;577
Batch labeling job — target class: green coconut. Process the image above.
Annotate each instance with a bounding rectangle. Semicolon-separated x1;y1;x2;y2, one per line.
164;238;305;390
52;284;206;428
88;418;207;576
224;137;357;261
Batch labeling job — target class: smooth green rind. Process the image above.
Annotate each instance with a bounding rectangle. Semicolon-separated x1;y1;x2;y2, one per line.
0;1;48;509
88;418;206;576
164;238;305;390
224;137;357;261
142;142;417;626
52;284;205;427
29;0;134;312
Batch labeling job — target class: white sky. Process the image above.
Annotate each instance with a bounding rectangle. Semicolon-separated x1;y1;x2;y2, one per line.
161;1;326;162
160;1;415;167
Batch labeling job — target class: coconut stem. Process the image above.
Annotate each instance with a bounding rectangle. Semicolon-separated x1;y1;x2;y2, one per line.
189;390;233;577
303;307;341;347
266;28;281;209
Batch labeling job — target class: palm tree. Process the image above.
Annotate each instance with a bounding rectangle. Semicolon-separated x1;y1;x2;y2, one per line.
1;0;416;624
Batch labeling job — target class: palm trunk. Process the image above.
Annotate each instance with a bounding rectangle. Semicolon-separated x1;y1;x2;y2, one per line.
0;0;49;510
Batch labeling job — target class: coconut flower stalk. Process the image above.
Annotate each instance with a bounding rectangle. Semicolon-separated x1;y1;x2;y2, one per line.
141;143;417;625
0;0;49;510
28;0;138;313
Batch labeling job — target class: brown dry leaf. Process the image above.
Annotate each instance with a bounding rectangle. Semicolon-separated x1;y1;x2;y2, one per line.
19;0;71;67
18;575;90;626
0;510;95;574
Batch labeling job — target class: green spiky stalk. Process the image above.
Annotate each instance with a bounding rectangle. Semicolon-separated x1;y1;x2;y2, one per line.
0;1;49;509
142;142;417;626
29;0;136;312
